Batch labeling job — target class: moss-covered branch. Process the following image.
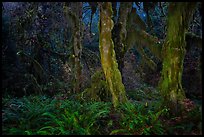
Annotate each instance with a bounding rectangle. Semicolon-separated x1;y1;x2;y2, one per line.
126;27;162;71
126;28;162;58
127;8;146;31
125;24;201;72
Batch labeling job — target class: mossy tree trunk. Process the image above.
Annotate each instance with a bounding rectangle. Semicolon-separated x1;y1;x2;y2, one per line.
64;2;83;93
159;2;197;115
112;2;132;81
99;2;128;108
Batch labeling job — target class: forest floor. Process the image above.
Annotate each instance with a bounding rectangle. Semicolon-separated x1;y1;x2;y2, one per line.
2;82;202;135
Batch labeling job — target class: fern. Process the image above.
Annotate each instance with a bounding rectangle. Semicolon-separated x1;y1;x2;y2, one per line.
3;95;112;135
111;102;166;135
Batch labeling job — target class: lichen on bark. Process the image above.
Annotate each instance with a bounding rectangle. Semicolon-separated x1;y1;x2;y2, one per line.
99;2;128;108
158;2;197;115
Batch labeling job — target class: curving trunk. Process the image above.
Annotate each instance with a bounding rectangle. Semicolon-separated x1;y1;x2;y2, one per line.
99;2;128;108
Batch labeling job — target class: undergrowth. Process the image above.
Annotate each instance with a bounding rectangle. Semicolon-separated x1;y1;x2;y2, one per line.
2;93;202;135
2;95;112;135
110;102;168;135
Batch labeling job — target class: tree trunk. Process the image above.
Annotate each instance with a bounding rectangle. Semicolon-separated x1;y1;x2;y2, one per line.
73;2;83;93
99;2;128;108
64;2;83;93
159;2;197;115
112;2;132;82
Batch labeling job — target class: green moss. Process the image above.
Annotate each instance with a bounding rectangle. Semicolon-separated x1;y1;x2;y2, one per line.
112;2;132;74
99;3;128;108
125;26;162;72
81;70;111;102
158;2;196;115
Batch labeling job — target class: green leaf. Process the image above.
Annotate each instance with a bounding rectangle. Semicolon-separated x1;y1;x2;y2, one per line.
37;130;49;135
42;112;56;120
110;129;128;135
25;130;32;135
39;126;54;131
129;122;134;130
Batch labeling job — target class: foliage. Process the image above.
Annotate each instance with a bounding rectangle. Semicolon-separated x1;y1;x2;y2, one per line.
110;102;168;135
2;95;111;135
2;92;202;135
2;95;53;135
163;100;202;135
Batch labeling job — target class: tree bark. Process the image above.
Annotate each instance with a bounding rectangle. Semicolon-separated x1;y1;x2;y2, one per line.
72;2;83;93
64;2;83;93
99;2;128;108
112;2;132;82
158;2;197;115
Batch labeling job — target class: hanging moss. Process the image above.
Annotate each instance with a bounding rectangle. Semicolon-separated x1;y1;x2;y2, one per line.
158;2;197;115
136;45;157;71
127;26;162;56
99;2;128;108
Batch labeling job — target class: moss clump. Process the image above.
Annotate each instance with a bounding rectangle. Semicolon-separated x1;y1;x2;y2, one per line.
81;70;111;102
